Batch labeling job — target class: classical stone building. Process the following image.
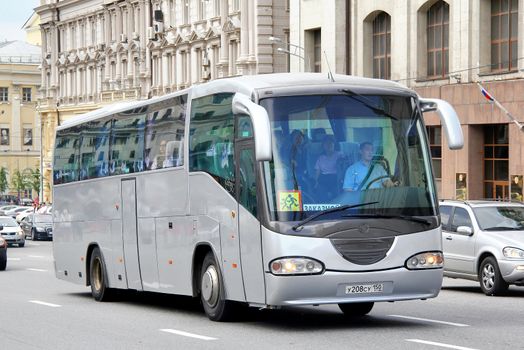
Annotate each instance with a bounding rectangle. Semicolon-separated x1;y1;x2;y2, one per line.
0;41;41;200
291;0;524;201
35;0;289;201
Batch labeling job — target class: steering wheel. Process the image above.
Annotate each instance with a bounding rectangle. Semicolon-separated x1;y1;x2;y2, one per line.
364;175;399;190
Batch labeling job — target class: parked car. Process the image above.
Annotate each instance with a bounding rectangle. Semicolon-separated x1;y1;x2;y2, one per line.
20;213;53;241
0;216;25;247
20;198;34;206
0;205;20;216
0;237;6;270
3;206;29;219
16;208;35;223
440;200;524;295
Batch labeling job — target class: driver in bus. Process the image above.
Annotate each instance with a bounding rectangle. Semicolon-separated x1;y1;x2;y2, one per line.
343;141;394;191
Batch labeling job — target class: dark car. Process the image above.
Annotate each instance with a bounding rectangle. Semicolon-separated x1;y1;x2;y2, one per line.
0;237;6;270
20;214;53;241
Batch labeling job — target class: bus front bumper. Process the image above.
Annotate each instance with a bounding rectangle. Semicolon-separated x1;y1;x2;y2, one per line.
264;267;443;306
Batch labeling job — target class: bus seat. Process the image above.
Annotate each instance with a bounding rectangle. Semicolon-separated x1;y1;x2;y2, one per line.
340;141;360;165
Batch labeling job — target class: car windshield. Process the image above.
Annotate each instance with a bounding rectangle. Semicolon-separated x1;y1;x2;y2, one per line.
260;93;437;223
0;217;18;227
35;215;52;224
474;206;524;230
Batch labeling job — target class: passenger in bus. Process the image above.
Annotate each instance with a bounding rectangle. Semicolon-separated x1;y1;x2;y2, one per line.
284;129;309;188
343;141;394;191
314;135;345;201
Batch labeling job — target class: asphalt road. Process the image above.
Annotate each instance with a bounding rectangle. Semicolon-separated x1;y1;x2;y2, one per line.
1;240;523;350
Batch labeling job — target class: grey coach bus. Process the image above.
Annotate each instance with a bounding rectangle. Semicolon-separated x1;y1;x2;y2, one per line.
53;73;463;321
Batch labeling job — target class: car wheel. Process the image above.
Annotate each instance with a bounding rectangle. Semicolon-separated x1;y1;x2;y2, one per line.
479;256;508;296
200;252;236;321
18;242;25;248
31;229;37;241
89;247;116;302
0;253;6;271
338;302;374;317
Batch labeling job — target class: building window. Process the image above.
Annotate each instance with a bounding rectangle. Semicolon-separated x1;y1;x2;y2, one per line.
0;128;9;146
372;12;391;79
22;88;32;102
313;29;321;72
0;87;8;102
484;124;509;199
427;1;449;78
491;0;518;72
427;126;442;180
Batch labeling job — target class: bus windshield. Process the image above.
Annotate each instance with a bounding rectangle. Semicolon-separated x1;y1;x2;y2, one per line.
260;93;437;223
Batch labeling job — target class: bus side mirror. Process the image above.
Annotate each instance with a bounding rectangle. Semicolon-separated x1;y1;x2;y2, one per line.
419;98;464;150
232;93;272;161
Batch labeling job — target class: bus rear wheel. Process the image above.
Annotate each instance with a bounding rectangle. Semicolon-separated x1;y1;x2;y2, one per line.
200;252;235;321
338;302;374;317
89;247;115;302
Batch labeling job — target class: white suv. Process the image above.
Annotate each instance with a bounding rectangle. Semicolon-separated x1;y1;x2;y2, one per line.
439;200;524;295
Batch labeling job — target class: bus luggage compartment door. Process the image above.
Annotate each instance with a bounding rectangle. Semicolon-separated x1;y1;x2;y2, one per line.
121;178;143;290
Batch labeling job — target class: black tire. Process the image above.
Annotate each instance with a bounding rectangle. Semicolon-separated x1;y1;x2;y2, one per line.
0;253;6;271
479;256;508;296
18;242;25;248
200;252;236;321
89;247;116;302
338;302;374;317
31;229;37;241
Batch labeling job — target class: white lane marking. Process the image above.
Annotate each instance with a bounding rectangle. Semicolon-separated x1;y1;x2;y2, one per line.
27;268;47;272
28;300;62;308
406;339;479;350
7;258;21;261
160;329;217;341
389;314;469;327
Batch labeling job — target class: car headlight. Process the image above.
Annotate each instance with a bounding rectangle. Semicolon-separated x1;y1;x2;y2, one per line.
405;251;444;270
503;247;524;259
269;257;324;275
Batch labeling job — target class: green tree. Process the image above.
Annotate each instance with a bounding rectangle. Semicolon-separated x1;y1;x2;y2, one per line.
0;167;7;194
23;168;40;197
10;169;28;200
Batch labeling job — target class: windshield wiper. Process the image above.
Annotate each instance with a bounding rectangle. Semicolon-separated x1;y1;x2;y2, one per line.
340;89;398;120
483;226;523;231
292;201;379;231
340;213;432;226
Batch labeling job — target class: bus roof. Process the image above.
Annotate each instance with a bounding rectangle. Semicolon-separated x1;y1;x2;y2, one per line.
57;73;410;130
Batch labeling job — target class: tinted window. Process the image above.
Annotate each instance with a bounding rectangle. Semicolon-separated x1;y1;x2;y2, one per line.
79;119;111;180
451;207;472;232
145;95;187;170
110;113;146;175
189;93;235;195
440;205;452;231
54;127;81;184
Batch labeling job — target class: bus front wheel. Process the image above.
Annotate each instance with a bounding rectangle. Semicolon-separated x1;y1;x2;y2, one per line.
200;252;235;321
338;302;374;317
89;247;115;302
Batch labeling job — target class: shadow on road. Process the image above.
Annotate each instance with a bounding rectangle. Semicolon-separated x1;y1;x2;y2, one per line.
442;285;524;297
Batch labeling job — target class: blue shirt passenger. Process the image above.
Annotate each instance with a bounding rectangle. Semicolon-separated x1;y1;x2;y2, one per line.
343;142;389;191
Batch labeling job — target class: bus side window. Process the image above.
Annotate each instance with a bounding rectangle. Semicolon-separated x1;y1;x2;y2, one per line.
189;93;235;196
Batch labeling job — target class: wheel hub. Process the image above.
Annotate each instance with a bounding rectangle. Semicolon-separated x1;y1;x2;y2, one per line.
201;265;219;307
92;258;102;292
482;263;495;290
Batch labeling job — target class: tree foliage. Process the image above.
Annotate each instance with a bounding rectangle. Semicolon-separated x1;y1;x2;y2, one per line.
0;167;7;193
23;168;40;195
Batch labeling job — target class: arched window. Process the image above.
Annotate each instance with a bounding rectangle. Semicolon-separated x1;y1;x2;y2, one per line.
491;0;518;72
372;12;391;79
427;1;449;78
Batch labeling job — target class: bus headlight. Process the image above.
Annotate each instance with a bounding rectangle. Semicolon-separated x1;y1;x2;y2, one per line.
270;257;324;275
503;247;524;259
405;252;444;270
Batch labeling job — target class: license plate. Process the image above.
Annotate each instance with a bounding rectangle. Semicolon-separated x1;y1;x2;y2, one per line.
345;283;384;295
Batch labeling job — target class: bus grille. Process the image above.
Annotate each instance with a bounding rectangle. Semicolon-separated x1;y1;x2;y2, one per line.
330;237;394;265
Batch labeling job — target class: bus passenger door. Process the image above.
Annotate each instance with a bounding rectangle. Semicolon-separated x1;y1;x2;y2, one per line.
235;116;265;304
121;178;143;290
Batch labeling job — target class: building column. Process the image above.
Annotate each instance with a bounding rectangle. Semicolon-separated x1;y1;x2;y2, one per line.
218;0;229;76
162;52;169;89
239;0;249;60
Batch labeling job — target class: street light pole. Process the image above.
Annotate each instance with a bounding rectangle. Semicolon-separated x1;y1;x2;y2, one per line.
269;36;310;72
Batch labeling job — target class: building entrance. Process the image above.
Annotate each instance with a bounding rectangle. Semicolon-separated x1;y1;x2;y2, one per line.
483;124;509;199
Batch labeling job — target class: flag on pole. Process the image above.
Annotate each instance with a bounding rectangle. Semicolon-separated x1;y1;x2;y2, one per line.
479;85;494;102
